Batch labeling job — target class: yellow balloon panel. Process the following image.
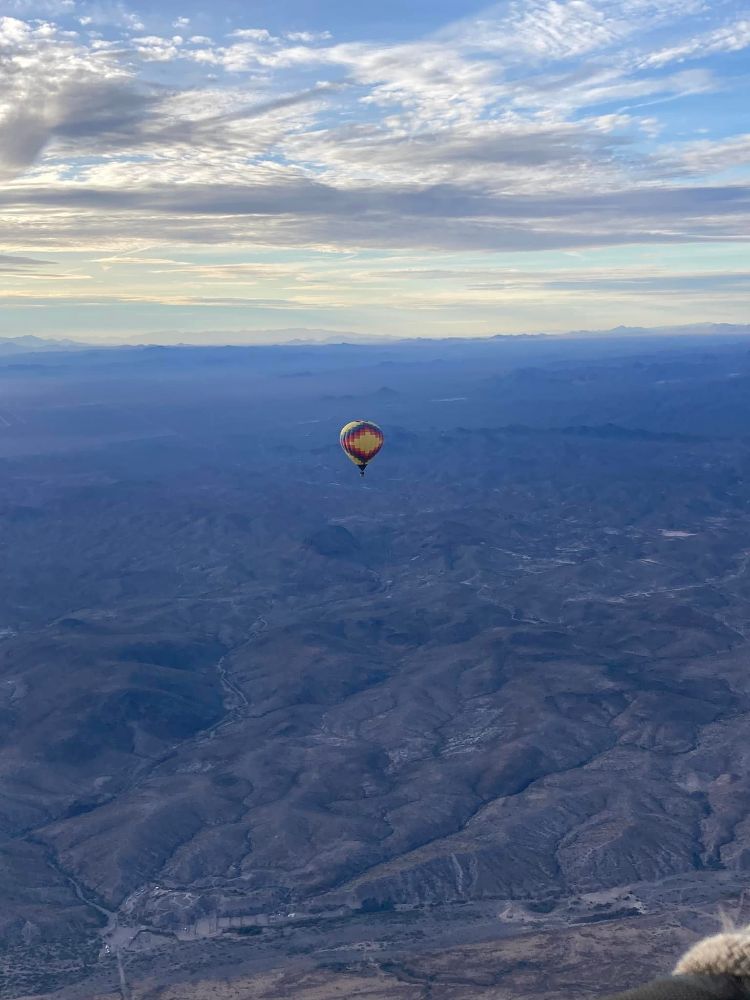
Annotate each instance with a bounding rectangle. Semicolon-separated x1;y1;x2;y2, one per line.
340;420;384;467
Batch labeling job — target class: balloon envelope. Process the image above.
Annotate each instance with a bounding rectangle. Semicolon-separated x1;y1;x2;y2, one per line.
340;420;384;474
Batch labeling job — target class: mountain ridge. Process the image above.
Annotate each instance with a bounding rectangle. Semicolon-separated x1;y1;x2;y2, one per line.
4;321;750;355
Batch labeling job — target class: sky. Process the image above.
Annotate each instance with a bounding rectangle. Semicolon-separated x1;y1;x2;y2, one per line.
0;0;749;342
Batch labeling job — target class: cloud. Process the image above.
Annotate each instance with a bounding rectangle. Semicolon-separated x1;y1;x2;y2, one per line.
448;0;707;61
2;0;75;14
641;17;750;67
0;252;54;272
0;1;748;265
466;270;750;294
654;134;750;178
131;34;184;61
285;30;332;43
0;12;339;179
1;178;747;253
51;82;341;159
0;291;307;308
0;75;168;177
464;0;625;60
0;16;143;177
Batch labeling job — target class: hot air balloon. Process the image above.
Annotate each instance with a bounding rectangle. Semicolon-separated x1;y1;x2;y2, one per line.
340;420;384;477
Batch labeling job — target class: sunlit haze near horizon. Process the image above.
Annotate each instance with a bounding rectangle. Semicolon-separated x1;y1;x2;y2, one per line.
1;0;749;343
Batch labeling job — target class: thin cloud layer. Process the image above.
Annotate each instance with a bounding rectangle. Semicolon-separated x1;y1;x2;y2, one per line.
0;0;749;337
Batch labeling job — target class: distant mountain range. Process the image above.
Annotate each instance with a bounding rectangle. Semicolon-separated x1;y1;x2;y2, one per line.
119;322;750;345
557;322;750;339
0;334;90;355
2;322;749;355
123;328;392;346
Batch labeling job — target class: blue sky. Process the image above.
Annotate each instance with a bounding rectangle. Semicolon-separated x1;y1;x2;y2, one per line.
1;0;749;342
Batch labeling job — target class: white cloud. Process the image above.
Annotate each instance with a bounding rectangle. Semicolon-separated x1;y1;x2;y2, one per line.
285;30;332;42
449;0;708;61
230;27;273;41
132;33;183;61
642;17;750;67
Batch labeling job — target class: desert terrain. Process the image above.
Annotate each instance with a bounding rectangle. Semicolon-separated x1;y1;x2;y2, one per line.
1;333;750;998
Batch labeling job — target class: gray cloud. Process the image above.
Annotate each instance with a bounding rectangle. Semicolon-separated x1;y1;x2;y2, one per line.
55;81;341;152
0;179;747;252
0;252;54;273
0;75;160;179
0;111;52;176
2;79;169;177
3;177;747;219
52;80;164;141
1;71;337;179
0;253;53;266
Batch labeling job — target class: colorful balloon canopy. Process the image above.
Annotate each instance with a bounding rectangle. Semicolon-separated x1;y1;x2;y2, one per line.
340;420;384;476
